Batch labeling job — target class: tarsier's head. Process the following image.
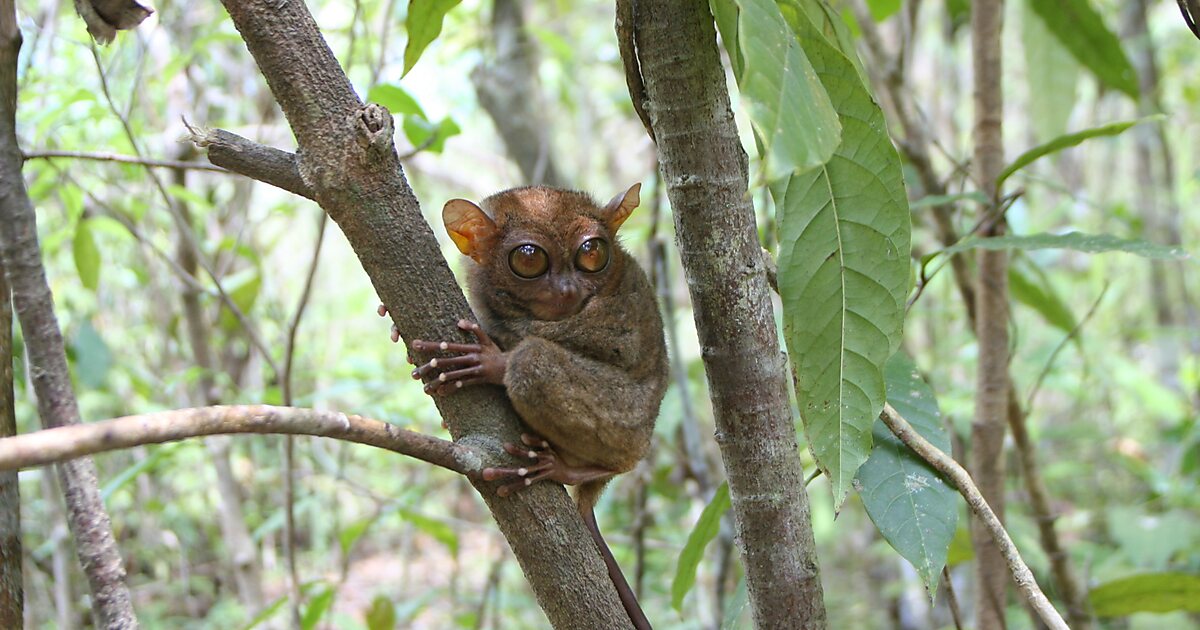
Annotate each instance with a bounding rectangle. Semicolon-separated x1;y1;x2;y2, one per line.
443;184;641;321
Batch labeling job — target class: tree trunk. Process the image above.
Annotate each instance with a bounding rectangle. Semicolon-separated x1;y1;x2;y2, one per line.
0;263;19;630
970;1;1009;629
625;1;826;627
0;2;137;627
215;0;631;626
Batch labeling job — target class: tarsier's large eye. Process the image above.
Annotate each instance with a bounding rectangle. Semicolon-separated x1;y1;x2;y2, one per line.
575;238;610;273
509;244;549;278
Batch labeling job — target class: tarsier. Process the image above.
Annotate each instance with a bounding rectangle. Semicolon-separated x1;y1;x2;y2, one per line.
384;184;667;629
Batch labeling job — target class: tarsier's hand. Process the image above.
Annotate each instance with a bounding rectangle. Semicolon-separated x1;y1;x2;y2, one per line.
409;319;507;396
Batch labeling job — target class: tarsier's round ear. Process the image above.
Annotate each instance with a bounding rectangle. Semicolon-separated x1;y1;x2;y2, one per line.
602;183;641;232
443;199;497;263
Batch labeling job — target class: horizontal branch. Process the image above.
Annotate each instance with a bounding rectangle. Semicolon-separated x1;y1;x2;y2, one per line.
0;405;477;476
880;403;1068;630
23;149;229;173
190;128;314;200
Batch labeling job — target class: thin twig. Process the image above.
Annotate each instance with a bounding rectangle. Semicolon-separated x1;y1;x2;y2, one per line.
22;150;230;172
1026;284;1109;411
0;405;477;475
942;567;964;630
879;404;1068;630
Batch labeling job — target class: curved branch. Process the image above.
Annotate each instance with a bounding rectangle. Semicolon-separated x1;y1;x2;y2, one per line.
880;404;1068;630
0;405;477;475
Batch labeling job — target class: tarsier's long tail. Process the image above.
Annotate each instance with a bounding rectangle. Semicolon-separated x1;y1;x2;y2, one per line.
576;481;652;630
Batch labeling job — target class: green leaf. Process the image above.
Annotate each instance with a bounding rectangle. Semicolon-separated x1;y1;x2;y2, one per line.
940;232;1191;261
772;3;911;507
402;0;461;77
73;319;112;389
218;268;262;331
865;0;901;21
73;218;101;292
713;0;841;179
1026;0;1138;98
397;508;458;555
301;585;335;630
339;517;374;555
998;117;1158;187
857;353;958;595
366;596;397;630
1089;573;1200;617
1009;255;1078;339
671;482;730;611
402;115;460;154
367;83;427;118
1021;0;1080;142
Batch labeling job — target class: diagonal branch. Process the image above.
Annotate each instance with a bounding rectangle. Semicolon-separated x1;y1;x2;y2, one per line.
0;405;476;475
880;404;1067;630
212;0;633;625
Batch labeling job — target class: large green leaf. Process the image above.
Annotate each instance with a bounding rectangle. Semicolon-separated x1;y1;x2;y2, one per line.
402;0;461;77
772;1;911;506
712;0;840;179
857;353;957;595
1026;0;1138;97
1021;0;1080;142
998;118;1157;187
1089;573;1200;617
671;482;730;611
940;232;1190;260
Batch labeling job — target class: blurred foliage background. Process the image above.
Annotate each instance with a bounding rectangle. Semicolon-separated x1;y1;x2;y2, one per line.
8;0;1199;628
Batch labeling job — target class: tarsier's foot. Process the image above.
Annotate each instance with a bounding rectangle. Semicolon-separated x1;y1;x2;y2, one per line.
482;434;614;497
409;319;507;396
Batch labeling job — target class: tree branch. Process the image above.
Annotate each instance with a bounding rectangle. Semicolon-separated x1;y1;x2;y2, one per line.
880;404;1068;630
0;405;476;475
214;0;632;625
189;126;314;199
626;1;825;626
22;150;229;172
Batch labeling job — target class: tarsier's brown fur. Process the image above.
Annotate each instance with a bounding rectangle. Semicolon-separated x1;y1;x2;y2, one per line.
402;185;667;629
469;187;667;496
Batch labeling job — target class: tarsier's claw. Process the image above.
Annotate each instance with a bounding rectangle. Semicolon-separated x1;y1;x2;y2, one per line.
377;304;388;317
390;325;400;344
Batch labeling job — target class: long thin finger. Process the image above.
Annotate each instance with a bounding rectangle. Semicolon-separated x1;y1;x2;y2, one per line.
482;461;553;482
436;365;484;383
503;442;542;459
458;319;496;347
411;339;484;354
411;355;480;379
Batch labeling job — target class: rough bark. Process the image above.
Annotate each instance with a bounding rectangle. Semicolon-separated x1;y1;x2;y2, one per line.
971;2;1009;629
472;0;565;187
0;263;19;630
625;1;826;627
215;1;630;626
0;3;137;627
